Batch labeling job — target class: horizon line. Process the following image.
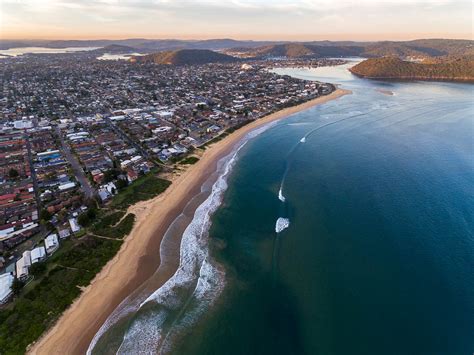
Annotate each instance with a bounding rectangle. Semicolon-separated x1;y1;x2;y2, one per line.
1;35;472;42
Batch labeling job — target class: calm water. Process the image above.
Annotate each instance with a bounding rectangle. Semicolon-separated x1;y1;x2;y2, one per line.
0;46;99;57
174;63;474;355
90;62;474;355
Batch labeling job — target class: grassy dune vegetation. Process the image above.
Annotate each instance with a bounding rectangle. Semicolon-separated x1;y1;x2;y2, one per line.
0;172;170;354
111;174;171;209
0;236;123;354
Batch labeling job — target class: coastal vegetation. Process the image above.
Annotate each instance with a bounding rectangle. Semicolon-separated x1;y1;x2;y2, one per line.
110;174;171;209
349;56;474;82
180;156;200;165
225;39;473;60
0;170;171;353
0;236;123;354
92;213;136;239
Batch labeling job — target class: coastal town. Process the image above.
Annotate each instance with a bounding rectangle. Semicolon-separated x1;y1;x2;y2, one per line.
0;51;336;315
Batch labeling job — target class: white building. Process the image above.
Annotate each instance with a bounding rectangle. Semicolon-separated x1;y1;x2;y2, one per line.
45;234;59;254
59;228;71;239
31;246;46;264
0;273;14;304
69;218;81;233
58;182;76;191
16;251;32;279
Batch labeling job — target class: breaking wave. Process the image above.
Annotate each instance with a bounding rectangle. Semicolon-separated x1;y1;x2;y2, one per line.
88;119;280;355
275;217;290;233
278;185;286;202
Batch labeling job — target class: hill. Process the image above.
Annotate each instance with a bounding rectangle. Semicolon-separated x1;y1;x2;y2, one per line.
226;43;364;58
226;39;473;60
349;56;474;82
361;39;474;59
131;49;239;65
94;44;137;53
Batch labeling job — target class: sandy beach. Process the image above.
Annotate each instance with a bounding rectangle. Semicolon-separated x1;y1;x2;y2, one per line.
29;88;350;355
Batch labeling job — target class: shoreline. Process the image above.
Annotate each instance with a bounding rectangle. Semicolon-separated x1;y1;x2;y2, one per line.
29;88;351;355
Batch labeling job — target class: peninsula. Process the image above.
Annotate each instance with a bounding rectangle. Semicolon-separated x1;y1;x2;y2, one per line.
349;56;474;82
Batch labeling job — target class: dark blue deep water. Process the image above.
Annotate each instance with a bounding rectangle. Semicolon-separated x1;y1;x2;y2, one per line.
174;63;474;355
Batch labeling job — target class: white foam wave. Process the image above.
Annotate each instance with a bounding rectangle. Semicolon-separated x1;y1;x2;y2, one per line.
275;218;290;233
278;186;286;202
89;117;279;355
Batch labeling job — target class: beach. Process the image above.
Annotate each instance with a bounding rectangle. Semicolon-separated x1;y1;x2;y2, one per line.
29;88;350;355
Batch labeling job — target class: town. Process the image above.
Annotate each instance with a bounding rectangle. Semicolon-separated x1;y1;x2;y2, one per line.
0;52;336;307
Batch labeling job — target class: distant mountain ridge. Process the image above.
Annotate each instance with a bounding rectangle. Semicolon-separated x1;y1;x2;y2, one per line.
226;39;474;59
1;38;472;60
349;56;474;82
0;38;273;52
132;49;239;65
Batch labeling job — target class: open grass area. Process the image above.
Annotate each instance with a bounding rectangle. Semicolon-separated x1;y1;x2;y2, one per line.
0;236;122;355
111;173;171;209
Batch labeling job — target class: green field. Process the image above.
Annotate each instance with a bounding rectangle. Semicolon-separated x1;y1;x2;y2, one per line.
111;174;171;209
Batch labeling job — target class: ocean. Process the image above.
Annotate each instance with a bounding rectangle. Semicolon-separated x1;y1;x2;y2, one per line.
90;61;474;355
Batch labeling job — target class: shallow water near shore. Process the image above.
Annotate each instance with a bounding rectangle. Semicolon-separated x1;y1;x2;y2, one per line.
90;61;474;354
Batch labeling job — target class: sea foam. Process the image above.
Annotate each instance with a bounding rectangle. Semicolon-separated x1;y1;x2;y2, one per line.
88;117;280;355
275;218;290;233
278;186;286;202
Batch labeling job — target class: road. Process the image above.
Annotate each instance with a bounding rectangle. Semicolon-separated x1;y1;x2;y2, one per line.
55;126;96;198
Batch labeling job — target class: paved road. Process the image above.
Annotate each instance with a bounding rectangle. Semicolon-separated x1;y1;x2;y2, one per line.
25;134;42;210
55;126;96;198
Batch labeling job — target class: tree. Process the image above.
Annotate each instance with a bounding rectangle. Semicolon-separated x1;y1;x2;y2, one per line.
115;179;128;190
11;278;24;295
77;212;90;227
8;168;19;179
29;263;46;277
40;209;52;221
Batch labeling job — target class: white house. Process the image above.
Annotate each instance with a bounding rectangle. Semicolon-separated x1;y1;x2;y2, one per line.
16;251;32;279
31;246;46;264
0;273;14;304
69;218;81;233
45;234;59;254
59;228;71;239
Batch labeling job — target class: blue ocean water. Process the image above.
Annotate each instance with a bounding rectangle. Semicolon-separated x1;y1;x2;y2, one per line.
173;63;474;355
89;62;474;355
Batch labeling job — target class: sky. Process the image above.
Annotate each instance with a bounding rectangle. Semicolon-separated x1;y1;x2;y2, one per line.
0;0;472;41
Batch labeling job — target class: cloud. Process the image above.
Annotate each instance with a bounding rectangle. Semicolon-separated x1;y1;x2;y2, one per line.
0;0;471;39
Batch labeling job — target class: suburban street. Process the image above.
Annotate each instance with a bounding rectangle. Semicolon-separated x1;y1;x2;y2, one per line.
55;126;96;198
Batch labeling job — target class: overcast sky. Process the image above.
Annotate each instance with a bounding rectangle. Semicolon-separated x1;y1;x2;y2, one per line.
0;0;472;40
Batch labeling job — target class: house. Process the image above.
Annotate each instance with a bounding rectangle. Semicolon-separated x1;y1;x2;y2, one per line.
16;251;32;279
127;170;138;182
45;234;59;254
58;182;76;191
68;218;81;233
98;182;117;202
0;273;14;304
31;246;46;264
58;228;71;239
